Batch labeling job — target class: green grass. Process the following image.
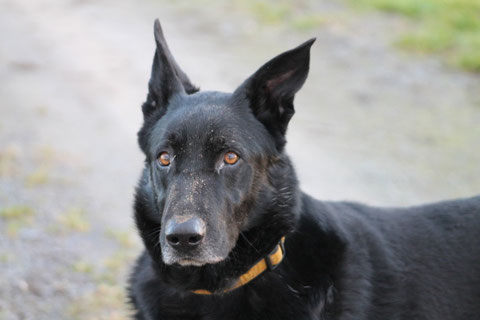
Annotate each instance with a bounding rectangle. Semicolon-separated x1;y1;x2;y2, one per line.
57;207;90;233
0;205;34;220
105;229;136;249
175;0;480;72
353;0;480;72
245;0;326;30
24;146;59;187
353;0;436;17
190;0;325;31
72;260;95;274
68;283;130;320
103;251;134;276
0;145;19;176
24;167;49;187
0;205;35;237
291;14;326;31
68;249;137;320
0;253;11;263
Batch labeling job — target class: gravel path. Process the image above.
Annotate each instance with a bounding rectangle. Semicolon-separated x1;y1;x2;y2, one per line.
1;0;479;318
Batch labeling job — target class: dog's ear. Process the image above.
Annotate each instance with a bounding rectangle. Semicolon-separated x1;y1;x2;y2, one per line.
234;39;315;150
142;19;199;118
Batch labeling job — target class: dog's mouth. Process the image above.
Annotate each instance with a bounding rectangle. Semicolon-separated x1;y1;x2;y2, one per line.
169;255;225;267
162;245;227;267
176;259;209;267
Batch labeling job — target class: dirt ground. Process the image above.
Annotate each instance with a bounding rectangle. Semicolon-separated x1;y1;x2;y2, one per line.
1;0;479;319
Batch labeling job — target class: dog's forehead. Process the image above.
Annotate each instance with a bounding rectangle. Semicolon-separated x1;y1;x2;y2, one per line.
149;92;254;154
168;92;240;134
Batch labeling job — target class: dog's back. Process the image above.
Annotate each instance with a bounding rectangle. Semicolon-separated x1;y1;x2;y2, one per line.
312;196;480;319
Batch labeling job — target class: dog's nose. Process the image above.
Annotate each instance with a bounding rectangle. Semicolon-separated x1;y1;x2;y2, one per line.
165;217;206;250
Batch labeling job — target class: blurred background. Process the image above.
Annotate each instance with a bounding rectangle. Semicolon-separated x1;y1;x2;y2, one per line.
1;0;479;318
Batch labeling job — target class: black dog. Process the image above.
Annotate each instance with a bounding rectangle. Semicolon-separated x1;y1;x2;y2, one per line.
129;19;480;319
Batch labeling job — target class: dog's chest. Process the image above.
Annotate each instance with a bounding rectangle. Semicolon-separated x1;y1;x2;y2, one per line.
152;286;328;320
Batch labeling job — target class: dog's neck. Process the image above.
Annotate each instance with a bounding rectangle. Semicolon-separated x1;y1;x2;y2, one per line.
191;237;286;295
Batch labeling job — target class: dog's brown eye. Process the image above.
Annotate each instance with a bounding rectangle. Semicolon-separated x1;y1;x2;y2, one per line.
158;152;171;166
224;151;239;165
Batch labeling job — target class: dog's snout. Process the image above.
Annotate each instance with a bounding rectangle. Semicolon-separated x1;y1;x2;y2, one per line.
165;217;206;250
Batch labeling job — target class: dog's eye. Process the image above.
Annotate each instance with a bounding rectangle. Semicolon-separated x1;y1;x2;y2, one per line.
158;152;171;166
224;151;239;165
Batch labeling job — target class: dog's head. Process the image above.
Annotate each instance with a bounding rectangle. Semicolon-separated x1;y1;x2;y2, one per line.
135;20;313;281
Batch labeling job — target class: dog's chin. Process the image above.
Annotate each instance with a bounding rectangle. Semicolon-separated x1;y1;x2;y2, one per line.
162;248;227;267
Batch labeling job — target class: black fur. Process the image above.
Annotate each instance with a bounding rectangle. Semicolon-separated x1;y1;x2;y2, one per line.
129;20;480;320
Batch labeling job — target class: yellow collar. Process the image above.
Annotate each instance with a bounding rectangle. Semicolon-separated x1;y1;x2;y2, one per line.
192;237;286;295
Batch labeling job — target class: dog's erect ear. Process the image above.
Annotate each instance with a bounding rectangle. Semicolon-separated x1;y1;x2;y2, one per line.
234;39;315;150
142;19;198;118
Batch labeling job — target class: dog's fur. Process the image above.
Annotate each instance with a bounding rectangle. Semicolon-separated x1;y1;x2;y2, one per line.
129;20;480;319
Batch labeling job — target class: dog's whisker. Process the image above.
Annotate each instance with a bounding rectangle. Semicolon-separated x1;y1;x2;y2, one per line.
145;228;161;240
240;232;261;255
153;239;161;250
